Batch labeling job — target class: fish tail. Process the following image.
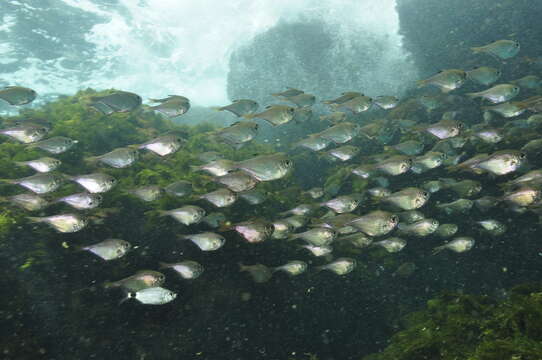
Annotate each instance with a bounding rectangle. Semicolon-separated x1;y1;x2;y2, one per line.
83;156;99;164
210;106;224;112
26;216;44;223
189;165;202;172
470;46;483;54
242;113;256;120
431;245;446;255
157;210;169;217
465;92;479;99
158;262;171;269
0;178;17;184
14;161;28;167
119;292;135;305
416;79;428;88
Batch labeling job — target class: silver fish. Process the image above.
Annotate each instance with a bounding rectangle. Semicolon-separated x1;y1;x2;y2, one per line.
80;239;131;260
433;237;475;255
159;205;206;226
317;257;356;275
234;153;293;181
200;188;237;207
86;147;139;168
15;157;61;173
56;192;102;210
180;232;225;251
0;124;48;143
125;287;177;305
69;173;117;193
27;213;87;233
1;173;63;194
273;261;307;276
29;136;78;154
160;260;204;279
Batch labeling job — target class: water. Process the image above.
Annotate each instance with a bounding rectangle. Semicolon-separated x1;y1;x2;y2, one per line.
1;1;542;359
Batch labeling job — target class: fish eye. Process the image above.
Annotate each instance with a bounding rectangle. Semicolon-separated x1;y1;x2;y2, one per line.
391;215;399;223
514;87;519;92
519;152;526;159
514;42;520;47
423;191;429;198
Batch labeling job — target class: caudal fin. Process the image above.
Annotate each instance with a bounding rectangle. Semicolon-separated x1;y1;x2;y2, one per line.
470;46;483;54
431;245;446;255
416;79;428;88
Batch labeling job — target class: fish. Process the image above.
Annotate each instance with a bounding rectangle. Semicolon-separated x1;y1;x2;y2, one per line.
320;112;347;124
273;261;307;276
0;124;48;143
15;157;61;173
138;134;184;156
432;237;475;255
481;102;527;118
348;211;398;237
90;90;142;114
323;92;363;105
27;213;87;233
179;232;225;251
477;220;507;236
215;171;258;192
234;153;293;181
331;95;373;113
382;187;430;210
397;210;425;224
68;173;117;193
271;219;295;240
0;86;37;105
374;96;399;110
373;238;407;253
164;180;193;197
471;40;520;60
434;224;459;238
289;227;337;246
126;186;164;202
303;187;324;199
295;134;332;151
0;193;49;211
235;221;274;243
191;159;236;177
104;270;165;292
243;105;296;126
339;233;373;248
55;192;102;210
239;263;273;283
445;179;482;198
280;204;318;217
283;93;316;108
159;205;206;226
293;106;313;122
411;152;446;174
239;189;267;205
436;199;473;215
319;122;361;144
390;140;425;156
149;95;190;117
212;99;259;117
28;136;78;154
511;75;541;89
466;84;520;104
326;145;360;161
375;155;412;176
214;121;259;148
1;173;63;194
426;120;463;139
466;66;501;86
199;188;237;207
85;147;139;168
316;258;356;275
503;187;540;207
472;128;503;143
79;239;131;260
124;287;177;305
202;212;226;228
416;69;467;93
320;194;361;213
160;261;204;279
474;150;526;176
272;87;304;98
397;219;439;237
301;244;333;257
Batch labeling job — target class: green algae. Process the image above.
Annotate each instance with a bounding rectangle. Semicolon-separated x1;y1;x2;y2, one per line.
363;284;542;360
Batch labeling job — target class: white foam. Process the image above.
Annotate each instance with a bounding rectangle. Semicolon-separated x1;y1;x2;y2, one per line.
1;0;415;106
